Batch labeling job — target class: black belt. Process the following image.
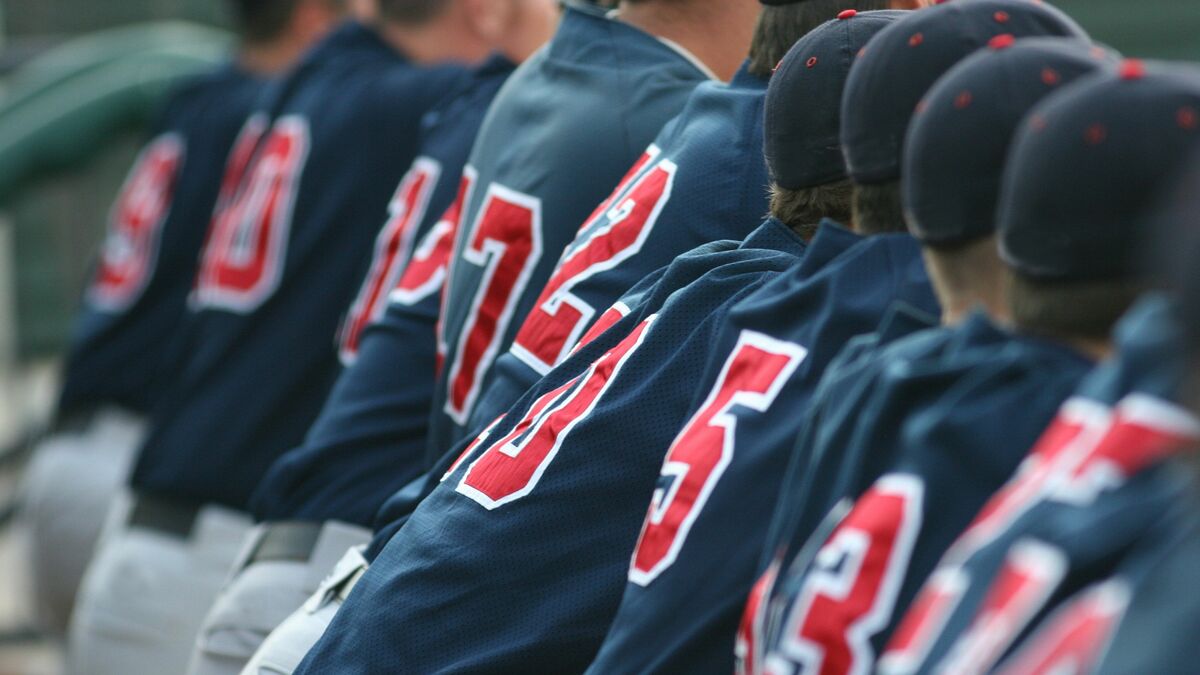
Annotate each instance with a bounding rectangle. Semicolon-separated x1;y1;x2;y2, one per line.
244;521;323;568
127;493;201;539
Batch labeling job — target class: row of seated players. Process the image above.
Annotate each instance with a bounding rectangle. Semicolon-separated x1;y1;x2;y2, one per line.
29;0;1200;673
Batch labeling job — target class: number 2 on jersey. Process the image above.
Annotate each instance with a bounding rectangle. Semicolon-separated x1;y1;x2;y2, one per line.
510;147;676;375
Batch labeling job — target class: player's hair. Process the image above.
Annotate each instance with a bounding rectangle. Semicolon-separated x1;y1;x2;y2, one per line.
770;179;854;241
1008;274;1142;343
378;0;450;24
851;180;907;236
748;0;891;77
231;0;341;43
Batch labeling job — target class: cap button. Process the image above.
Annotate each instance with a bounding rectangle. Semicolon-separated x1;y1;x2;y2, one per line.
1119;59;1146;81
988;34;1016;50
838;9;858;20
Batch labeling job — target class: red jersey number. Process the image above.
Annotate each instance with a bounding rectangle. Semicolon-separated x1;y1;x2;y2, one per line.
936;539;1068;675
455;315;655;509
774;475;925;675
629;331;807;585
443;180;543;424
338;157;442;363
88;133;185;311
510;147;674;375
995;580;1129;675
194;116;310;312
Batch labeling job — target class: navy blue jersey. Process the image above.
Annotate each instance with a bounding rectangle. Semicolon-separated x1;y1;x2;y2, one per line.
295;219;807;674
1091;468;1200;675
587;226;937;675
745;314;1093;675
58;64;262;418
427;3;710;459
129;23;467;510
468;63;771;435
878;297;1200;675
247;56;516;527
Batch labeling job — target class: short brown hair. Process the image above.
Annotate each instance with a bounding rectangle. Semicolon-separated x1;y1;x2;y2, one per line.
770;179;854;240
1008;273;1143;343
748;0;891;77
232;0;342;43
851;180;907;236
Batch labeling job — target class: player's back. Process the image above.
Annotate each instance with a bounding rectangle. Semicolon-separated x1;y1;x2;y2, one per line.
130;22;466;511
750;311;1094;675
294;219;808;674
428;3;710;459
878;297;1200;675
247;55;518;527
587;222;937;675
58;64;263;420
468;63;773;435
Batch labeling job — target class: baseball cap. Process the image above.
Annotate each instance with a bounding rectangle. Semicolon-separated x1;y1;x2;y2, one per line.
841;0;1087;186
904;38;1117;246
765;9;907;190
999;61;1200;282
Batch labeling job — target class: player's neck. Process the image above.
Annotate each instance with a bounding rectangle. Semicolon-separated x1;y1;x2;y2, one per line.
614;0;757;82
1061;337;1113;362
495;8;561;65
378;15;490;66
237;38;308;76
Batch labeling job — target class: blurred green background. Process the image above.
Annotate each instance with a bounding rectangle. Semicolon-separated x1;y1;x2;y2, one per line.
0;0;1197;361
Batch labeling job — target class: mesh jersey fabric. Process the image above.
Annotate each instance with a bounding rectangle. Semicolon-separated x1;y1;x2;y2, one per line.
588;224;939;675
295;220;808;673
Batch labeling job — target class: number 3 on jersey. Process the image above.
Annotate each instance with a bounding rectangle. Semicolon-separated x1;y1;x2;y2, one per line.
511;147;676;375
775;475;924;675
630;331;807;585
443;178;543;424
455;315;656;508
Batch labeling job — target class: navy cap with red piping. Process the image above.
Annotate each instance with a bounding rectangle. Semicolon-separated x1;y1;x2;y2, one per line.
998;61;1200;282
903;38;1117;246
765;9;907;190
841;0;1088;186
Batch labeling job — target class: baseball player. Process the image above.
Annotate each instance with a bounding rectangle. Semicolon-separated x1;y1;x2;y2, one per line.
1074;161;1200;675
65;2;479;672
575;9;940;675
743;36;1116;675
422;0;760;461
984;297;1199;675
182;4;562;675
285;6;912;672
17;0;341;634
876;62;1200;675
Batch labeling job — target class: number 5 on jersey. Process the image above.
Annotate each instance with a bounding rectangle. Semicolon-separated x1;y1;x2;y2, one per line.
630;330;807;585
